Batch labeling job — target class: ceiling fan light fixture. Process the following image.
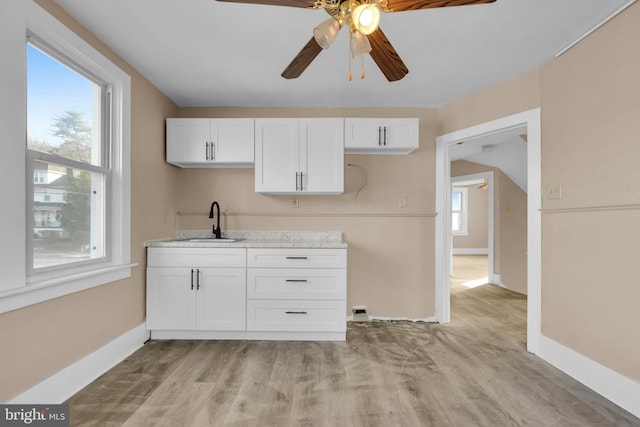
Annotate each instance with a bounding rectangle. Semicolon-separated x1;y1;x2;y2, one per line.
350;29;372;58
313;17;341;49
351;3;380;36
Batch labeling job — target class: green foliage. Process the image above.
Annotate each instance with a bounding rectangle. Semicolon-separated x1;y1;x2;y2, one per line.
50;110;92;163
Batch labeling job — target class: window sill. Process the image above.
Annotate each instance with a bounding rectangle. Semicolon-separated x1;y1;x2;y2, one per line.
0;263;137;314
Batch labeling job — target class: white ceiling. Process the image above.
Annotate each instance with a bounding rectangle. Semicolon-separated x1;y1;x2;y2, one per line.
53;0;632;108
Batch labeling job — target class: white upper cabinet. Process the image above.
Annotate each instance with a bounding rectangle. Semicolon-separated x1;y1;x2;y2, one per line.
255;118;344;195
344;118;419;154
166;118;254;167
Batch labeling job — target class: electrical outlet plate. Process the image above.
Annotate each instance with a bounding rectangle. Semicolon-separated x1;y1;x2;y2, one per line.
546;184;562;200
291;196;299;208
399;195;408;208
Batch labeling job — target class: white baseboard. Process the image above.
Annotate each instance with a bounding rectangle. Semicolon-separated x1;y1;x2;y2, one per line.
539;334;640;418
452;248;489;255
347;315;437;323
489;273;503;287
7;323;147;404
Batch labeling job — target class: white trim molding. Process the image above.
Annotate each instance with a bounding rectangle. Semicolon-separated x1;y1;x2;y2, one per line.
452;248;489;255
7;323;147;404
539;335;640;419
435;108;542;355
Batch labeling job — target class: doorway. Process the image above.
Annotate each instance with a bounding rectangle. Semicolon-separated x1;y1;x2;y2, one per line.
435;108;541;354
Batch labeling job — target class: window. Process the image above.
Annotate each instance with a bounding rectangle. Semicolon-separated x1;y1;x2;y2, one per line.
452;187;468;236
27;41;109;272
0;1;132;313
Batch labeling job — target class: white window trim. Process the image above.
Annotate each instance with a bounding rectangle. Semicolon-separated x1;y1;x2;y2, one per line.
451;186;468;236
0;1;134;314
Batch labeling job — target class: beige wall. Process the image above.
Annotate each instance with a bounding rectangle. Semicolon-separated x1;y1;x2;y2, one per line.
176;107;438;320
440;2;640;382
539;2;640;381
0;1;179;401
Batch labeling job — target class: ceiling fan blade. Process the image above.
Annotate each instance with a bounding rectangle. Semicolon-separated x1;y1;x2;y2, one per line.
367;28;409;82
281;37;324;79
385;0;495;13
216;0;315;8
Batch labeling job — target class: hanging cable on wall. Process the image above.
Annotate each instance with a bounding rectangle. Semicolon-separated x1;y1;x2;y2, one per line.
347;163;367;201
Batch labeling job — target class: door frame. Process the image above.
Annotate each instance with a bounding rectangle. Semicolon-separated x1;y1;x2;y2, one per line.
435;108;541;354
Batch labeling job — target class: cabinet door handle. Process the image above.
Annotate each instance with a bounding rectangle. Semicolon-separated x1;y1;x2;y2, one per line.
295;172;299;191
196;268;200;290
378;126;382;146
285;311;308;315
205;142;209;160
285;279;308;283
211;142;216;162
286;256;308;260
383;126;387;146
190;268;195;290
299;172;303;192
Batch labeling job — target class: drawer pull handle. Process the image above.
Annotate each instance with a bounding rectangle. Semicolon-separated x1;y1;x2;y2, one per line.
285;279;308;283
285;311;308;315
286;256;308;260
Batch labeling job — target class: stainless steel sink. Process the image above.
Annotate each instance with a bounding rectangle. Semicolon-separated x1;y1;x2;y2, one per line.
187;238;241;243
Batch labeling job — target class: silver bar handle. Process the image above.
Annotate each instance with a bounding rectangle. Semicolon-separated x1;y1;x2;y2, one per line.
383;126;387;146
196;268;200;290
190;268;195;290
295;172;299;191
286;256;308;260
285;311;308;315
299;172;303;192
211;142;216;162
285;279;308;283
378;126;382;146
205;142;209;160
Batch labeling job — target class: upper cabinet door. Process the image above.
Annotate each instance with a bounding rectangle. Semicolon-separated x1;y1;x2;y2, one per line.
344;118;419;154
166;118;211;165
300;118;344;194
212;119;255;164
166;118;254;167
255;118;344;195
255;118;300;193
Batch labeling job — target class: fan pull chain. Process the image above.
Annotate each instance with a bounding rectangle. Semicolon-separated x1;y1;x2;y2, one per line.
361;55;365;79
348;32;353;81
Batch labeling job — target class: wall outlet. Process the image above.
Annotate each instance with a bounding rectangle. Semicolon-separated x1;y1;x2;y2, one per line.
546;184;562;200
399;195;408;208
291;196;299;208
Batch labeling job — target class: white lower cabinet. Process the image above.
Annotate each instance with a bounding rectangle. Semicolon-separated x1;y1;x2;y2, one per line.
146;246;347;340
146;248;247;332
247;248;347;336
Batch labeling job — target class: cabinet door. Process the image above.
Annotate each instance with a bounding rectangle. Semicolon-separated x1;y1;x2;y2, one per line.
197;268;247;331
147;267;197;330
166;118;210;165
255;118;299;193
344;118;418;154
299;118;344;194
212;118;255;165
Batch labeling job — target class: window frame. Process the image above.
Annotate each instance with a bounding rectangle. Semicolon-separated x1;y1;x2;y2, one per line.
0;1;133;314
451;186;468;236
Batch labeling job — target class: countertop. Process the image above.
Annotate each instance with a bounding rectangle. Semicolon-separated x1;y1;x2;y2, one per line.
145;230;347;249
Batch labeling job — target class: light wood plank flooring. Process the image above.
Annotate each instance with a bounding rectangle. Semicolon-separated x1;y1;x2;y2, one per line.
66;255;639;426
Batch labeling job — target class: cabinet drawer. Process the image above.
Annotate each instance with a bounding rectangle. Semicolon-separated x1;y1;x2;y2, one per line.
147;247;246;268
247;248;346;269
247;268;346;300
247;300;346;332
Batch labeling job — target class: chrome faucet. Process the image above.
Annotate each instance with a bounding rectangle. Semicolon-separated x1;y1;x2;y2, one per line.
209;201;221;239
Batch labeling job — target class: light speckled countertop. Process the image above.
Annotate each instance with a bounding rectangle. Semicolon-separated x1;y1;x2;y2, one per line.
145;230;347;249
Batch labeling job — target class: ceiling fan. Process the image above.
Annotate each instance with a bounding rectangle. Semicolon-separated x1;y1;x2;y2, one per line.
217;0;496;81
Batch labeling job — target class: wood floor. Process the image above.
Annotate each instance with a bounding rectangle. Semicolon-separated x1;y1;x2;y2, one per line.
66;255;640;426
